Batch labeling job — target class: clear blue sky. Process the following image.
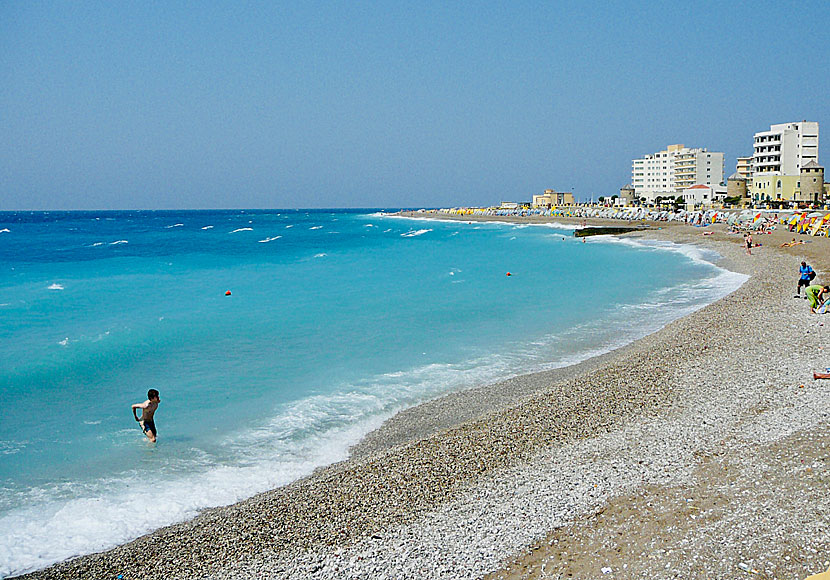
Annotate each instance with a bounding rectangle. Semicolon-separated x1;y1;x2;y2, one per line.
2;1;828;210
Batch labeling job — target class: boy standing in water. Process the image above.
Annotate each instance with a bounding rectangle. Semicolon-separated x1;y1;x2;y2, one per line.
132;389;161;442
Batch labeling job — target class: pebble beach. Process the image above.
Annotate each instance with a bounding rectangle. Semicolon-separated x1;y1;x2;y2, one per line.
17;215;830;580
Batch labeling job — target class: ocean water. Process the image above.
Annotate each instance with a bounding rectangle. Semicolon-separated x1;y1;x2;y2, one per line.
0;209;746;577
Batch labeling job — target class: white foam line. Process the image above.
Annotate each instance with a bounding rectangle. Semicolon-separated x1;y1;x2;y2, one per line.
401;229;432;237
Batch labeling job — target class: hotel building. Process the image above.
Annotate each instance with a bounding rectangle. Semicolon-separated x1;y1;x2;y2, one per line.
736;156;753;181
751;121;819;203
631;144;724;204
532;189;574;208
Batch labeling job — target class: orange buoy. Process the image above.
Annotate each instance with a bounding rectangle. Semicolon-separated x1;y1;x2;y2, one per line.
225;290;232;296
506;272;512;276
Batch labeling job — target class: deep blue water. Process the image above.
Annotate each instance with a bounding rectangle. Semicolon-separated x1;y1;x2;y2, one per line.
0;209;746;576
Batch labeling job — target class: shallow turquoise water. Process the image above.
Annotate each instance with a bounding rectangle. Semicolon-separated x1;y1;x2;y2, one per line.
0;209;745;576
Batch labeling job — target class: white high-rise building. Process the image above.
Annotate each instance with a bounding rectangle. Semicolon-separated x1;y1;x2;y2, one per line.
751;121;819;202
631;144;724;204
752;121;818;176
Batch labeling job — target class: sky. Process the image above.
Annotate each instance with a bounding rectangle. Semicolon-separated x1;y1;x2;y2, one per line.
1;1;829;210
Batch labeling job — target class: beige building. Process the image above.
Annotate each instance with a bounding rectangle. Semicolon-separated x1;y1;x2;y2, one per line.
532;189;574;208
752;161;826;206
736;156;752;181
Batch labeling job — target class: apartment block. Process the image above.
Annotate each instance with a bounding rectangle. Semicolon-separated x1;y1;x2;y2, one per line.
631;144;724;204
751;121;819;202
736;156;752;181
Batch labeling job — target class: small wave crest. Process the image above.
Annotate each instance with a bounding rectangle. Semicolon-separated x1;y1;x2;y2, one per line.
47;284;64;290
109;240;128;245
401;229;432;237
230;228;253;233
257;236;282;243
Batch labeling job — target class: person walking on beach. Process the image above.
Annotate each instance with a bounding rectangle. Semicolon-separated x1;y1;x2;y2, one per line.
132;389;161;442
805;285;830;314
796;261;815;297
744;233;753;255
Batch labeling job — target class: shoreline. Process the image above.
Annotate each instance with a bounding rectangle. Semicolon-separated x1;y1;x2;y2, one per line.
18;215;830;579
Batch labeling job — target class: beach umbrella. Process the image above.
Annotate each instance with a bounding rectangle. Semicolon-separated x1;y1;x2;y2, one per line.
807;212;824;218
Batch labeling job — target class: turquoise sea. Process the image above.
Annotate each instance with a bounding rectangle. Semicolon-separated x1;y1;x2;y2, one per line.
0;209;746;577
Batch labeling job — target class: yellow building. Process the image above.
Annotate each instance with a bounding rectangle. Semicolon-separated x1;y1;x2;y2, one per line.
752;161;828;206
532;189;575;208
752;175;800;203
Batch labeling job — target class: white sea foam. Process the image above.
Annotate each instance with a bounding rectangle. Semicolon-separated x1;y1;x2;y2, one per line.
0;229;10;233
0;441;26;459
401;229;432;237
257;236;282;243
58;338;69;346
230;228;253;233
597;235;723;269
534;221;576;231
47;284;64;290
201;225;214;230
166;223;184;228
0;409;387;578
285;225;294;228
109;240;128;245
314;253;327;258
91;242;104;247
310;226;323;230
